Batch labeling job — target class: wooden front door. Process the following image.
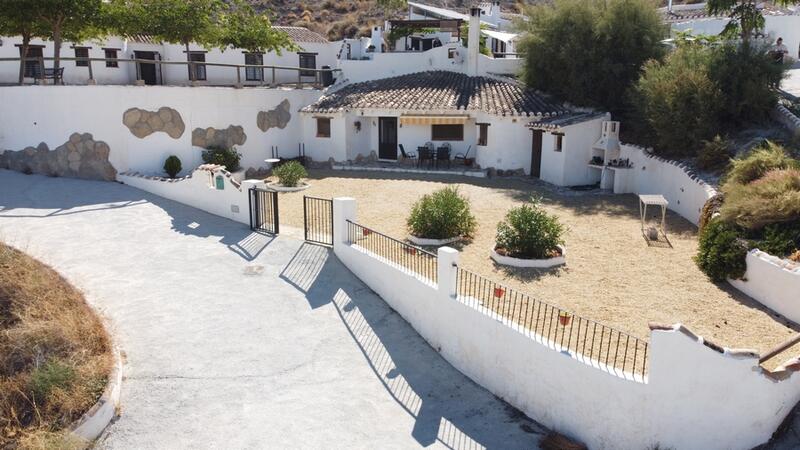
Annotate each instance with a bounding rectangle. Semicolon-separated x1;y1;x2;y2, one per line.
135;51;159;85
531;130;543;178
378;117;398;160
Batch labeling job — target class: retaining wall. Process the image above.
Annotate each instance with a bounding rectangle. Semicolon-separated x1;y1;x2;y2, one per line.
118;165;262;225
729;250;800;324
332;197;800;450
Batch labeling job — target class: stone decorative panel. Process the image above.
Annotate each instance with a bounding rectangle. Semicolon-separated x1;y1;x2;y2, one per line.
257;99;292;132
0;132;117;181
191;125;247;149
123;107;185;139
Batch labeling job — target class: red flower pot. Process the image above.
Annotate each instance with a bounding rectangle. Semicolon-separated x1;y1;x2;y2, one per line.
559;312;572;326
493;287;505;298
405;247;417;255
362;229;371;236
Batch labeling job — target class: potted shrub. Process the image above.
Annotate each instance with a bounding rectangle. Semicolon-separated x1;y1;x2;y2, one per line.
269;161;309;191
163;155;182;178
201;146;241;172
492;198;567;268
406;187;477;245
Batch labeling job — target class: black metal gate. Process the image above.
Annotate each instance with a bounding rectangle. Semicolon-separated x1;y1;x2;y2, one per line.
249;188;279;234
304;196;333;245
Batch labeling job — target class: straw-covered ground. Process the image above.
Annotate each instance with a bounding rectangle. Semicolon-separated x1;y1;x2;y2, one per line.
0;243;111;449
275;170;799;368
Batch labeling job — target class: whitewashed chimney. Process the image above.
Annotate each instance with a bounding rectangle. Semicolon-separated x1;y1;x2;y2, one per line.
371;26;384;53
467;7;481;76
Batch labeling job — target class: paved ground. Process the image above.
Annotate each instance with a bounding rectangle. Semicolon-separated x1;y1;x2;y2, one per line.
0;171;543;449
783;62;800;98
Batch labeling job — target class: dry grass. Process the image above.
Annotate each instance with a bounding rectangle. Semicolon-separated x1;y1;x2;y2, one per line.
276;170;800;370
0;243;111;449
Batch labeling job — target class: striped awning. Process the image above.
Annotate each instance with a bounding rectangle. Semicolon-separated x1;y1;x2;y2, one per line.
399;115;470;125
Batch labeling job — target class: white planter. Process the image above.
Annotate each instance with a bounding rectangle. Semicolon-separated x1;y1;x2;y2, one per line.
407;235;461;246
490;245;566;268
266;181;310;192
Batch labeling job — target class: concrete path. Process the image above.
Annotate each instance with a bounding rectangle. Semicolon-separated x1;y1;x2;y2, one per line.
0;171;544;449
783;62;800;98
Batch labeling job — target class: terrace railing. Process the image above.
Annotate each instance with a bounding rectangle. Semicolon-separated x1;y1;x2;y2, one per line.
0;56;340;88
456;267;649;378
346;220;438;283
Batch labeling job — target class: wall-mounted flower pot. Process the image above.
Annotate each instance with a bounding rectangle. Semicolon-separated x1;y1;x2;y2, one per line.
493;287;505;298
404;246;417;255
559;311;572;326
362;229;372;237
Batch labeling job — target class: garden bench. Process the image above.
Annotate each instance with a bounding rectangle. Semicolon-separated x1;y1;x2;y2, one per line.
32;66;65;84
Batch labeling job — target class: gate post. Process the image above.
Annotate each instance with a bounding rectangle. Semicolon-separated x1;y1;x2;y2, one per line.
248;187;256;231
332;197;356;249
271;191;280;234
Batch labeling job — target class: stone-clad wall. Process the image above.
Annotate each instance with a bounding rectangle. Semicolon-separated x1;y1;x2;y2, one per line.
191;125;247;149
0;132;116;181
257;99;292;132
123;107;186;139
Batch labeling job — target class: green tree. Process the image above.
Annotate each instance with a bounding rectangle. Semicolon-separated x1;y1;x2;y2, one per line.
707;0;799;42
32;0;104;84
218;0;296;54
516;0;665;113
0;0;48;84
112;0;226;82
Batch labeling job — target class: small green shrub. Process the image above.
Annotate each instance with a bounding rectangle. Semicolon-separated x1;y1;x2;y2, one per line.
720;168;800;230
272;160;307;187
201;146;242;172
694;219;748;282
163;155;182;178
696;135;731;171
495;198;566;259
30;359;76;402
406;187;477;239
750;222;800;257
724;142;798;185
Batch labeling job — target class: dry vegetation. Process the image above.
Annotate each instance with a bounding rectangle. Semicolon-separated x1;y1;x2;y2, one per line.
249;0;521;41
0;243;111;449
275;170;800;369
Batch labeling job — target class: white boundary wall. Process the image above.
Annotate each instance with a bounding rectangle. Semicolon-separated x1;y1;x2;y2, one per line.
729;250;800;324
613;144;717;226
332;197;800;450
118;166;263;225
0;85;323;176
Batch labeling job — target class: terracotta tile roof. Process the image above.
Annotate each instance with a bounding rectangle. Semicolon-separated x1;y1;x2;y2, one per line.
302;71;570;117
273;26;329;44
527;111;607;130
660;3;798;23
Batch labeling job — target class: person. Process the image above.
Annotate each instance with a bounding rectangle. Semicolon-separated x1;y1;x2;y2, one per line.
774;37;788;63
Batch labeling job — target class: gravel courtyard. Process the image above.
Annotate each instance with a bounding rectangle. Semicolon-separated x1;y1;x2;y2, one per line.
276;169;799;364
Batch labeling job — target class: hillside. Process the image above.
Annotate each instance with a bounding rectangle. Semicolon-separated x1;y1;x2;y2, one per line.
249;0;523;41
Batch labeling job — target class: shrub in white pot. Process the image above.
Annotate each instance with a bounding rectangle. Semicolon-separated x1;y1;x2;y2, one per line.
495;198;566;260
406;187;476;244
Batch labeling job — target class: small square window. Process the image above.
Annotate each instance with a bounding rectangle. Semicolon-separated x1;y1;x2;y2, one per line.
104;49;118;68
74;47;89;67
448;48;456;59
478;123;489;146
299;53;316;77
244;53;263;81
554;133;564;152
187;52;206;81
317;117;331;138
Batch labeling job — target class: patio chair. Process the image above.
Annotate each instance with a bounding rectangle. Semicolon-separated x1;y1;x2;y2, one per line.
399;144;417;162
418;147;434;169
436;146;451;169
454;145;472;165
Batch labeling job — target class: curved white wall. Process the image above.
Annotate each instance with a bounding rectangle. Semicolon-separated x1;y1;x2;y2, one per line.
729;250;800;323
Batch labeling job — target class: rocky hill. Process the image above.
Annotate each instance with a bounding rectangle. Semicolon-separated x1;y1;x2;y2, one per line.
248;0;523;41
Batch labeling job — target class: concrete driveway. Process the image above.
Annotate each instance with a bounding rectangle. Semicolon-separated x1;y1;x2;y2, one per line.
0;170;543;449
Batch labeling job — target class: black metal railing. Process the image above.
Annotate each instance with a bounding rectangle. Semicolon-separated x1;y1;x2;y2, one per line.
304;196;333;246
346;220;438;283
249;187;279;234
456;268;649;379
0;56;340;88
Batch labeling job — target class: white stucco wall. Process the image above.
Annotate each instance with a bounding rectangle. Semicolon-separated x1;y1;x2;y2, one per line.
118;167;263;225
301;113;347;163
729;250;800;324
338;45;465;84
614;144;716;226
332;197;800;450
474;115;533;173
0;35;341;87
0;85;323;176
